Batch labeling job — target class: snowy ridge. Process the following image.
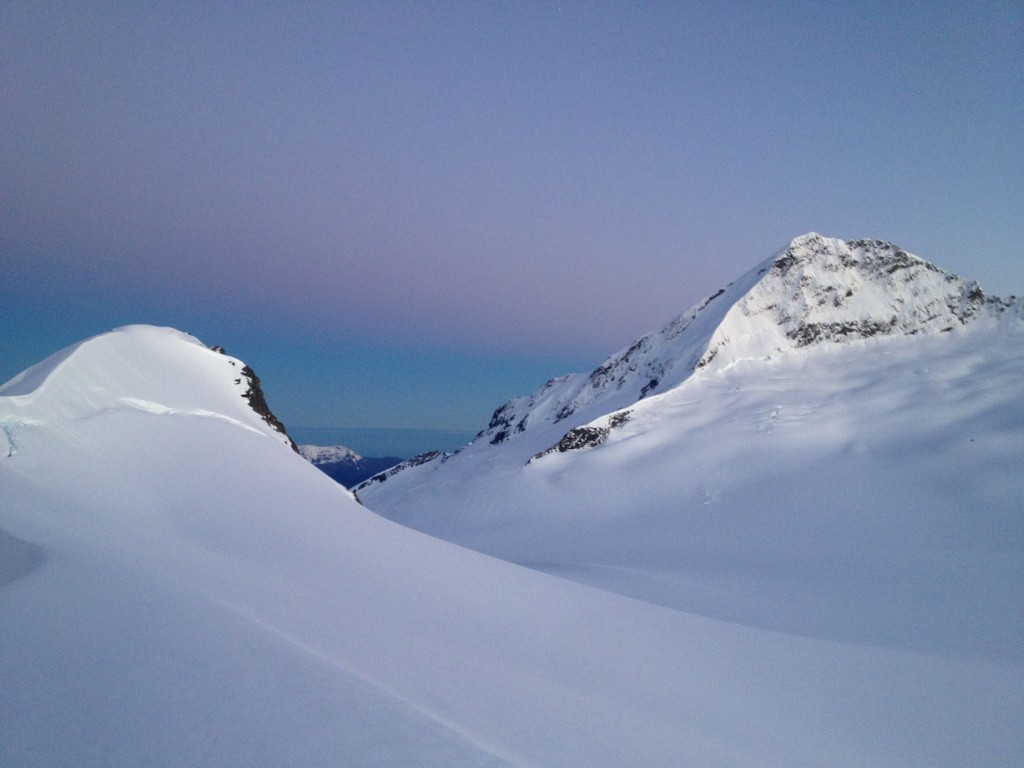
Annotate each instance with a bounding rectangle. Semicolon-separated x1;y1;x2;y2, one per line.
0;325;298;454
476;234;1018;451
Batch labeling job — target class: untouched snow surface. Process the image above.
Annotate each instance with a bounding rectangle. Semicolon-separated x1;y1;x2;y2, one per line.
1;306;1022;763
361;325;1024;663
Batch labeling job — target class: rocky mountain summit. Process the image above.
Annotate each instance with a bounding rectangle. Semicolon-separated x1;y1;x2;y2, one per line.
358;233;1020;487
480;233;1018;448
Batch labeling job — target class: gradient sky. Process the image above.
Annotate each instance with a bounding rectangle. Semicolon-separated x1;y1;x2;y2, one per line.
2;2;1021;448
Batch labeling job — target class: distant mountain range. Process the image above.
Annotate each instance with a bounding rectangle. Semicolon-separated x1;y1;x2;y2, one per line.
298;444;402;488
290;427;477;458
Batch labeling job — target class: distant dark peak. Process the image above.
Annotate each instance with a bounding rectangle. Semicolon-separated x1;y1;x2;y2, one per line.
238;363;298;453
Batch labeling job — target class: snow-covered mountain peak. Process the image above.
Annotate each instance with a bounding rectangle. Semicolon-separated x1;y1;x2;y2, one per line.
298;444;363;463
714;233;1016;362
467;234;1018;453
298;444;406;489
0;325;297;455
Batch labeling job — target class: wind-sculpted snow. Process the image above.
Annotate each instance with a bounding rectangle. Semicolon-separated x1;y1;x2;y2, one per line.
0;325;298;454
0;341;85;397
2;321;1022;765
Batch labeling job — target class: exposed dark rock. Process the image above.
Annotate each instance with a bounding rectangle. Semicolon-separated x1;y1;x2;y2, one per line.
786;318;897;347
639;377;660;397
587;338;648;392
608;410;632;428
238;364;298;452
357;450;444;488
487;403;514;430
554;405;575;423
530;410;631;463
532;426;610;461
487;403;516;442
695;288;726;312
696;346;719;368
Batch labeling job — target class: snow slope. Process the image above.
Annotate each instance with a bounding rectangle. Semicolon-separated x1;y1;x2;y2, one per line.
2;324;1022;766
360;326;1024;659
356;235;1024;682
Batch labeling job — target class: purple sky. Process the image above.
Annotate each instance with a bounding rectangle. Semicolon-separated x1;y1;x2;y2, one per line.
2;2;1022;451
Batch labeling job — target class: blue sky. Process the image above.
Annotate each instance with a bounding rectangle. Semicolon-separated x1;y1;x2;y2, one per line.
2;2;1021;450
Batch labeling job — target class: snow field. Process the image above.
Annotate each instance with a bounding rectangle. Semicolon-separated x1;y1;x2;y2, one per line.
2;256;1022;768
